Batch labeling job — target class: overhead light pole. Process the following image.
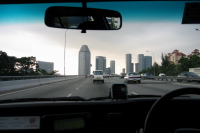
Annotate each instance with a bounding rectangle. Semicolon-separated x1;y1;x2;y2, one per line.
64;29;68;76
147;50;155;76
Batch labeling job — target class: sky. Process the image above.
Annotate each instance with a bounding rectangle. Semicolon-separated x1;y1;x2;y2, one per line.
0;1;200;75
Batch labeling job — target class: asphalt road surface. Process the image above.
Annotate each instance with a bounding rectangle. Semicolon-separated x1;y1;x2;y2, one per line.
0;77;200;100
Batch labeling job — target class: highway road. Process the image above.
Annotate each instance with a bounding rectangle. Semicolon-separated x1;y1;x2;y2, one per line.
0;77;200;100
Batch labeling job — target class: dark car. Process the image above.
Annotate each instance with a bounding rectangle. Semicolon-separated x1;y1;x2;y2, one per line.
177;71;199;82
119;73;126;79
143;73;154;79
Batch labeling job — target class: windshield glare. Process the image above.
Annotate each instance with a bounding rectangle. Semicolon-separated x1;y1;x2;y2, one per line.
0;1;200;100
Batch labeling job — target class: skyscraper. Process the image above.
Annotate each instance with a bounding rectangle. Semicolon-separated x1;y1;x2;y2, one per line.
110;60;115;74
78;45;91;75
136;54;152;72
135;63;139;72
137;54;145;72
126;53;133;73
145;56;152;70
96;56;106;72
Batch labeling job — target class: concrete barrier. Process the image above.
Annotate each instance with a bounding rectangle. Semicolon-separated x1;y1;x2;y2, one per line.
0;76;80;93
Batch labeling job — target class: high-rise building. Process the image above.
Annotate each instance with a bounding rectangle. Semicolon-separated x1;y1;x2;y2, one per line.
135;63;139;73
110;60;115;74
137;54;145;72
136;54;152;72
145;56;152;70
96;56;106;72
78;45;91;75
105;67;111;74
126;54;133;73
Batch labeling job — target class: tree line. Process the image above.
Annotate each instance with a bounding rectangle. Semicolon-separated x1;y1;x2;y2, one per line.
140;53;200;76
0;51;58;76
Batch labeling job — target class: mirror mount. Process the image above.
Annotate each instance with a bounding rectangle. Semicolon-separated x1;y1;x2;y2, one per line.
81;1;87;33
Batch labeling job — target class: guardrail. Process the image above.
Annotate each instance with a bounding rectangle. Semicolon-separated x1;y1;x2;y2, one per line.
0;75;77;81
141;76;200;83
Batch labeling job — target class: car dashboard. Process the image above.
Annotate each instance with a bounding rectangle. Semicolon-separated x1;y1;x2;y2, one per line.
0;97;200;133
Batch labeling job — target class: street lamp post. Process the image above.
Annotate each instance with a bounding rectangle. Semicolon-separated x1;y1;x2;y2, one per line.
147;50;155;76
64;29;68;76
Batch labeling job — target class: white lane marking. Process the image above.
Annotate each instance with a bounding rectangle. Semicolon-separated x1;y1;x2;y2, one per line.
132;92;138;95
67;94;72;97
76;88;79;90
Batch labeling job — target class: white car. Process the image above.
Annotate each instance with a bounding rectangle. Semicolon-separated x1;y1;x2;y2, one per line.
124;72;141;83
93;70;104;83
159;73;166;77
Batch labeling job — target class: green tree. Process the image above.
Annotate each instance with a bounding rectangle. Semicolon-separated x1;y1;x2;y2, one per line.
16;56;38;75
0;51;17;76
160;53;170;74
189;55;200;68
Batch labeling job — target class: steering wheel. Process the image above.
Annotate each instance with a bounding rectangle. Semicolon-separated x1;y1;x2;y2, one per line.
144;87;200;133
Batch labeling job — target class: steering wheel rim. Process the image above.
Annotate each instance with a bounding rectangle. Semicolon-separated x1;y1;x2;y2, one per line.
144;87;200;133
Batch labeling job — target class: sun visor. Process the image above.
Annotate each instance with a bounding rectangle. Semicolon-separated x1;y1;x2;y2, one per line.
182;3;200;24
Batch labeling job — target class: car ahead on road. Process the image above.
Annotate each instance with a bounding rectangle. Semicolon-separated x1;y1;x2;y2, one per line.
142;73;154;79
103;73;110;78
159;73;166;77
1;1;200;133
124;72;141;83
119;73;126;79
93;70;104;83
177;71;199;82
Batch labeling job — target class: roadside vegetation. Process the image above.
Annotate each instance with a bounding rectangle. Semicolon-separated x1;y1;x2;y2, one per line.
140;53;200;76
0;51;58;76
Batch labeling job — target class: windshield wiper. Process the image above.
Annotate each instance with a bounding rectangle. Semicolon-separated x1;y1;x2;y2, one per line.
0;96;87;103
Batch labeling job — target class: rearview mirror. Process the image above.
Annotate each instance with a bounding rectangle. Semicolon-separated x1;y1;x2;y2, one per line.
45;6;122;30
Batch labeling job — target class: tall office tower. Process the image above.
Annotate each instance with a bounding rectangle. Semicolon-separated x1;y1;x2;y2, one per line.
78;45;91;75
135;63;139;73
126;53;133;73
145;56;152;70
96;56;106;72
138;54;145;72
110;60;115;74
105;67;111;74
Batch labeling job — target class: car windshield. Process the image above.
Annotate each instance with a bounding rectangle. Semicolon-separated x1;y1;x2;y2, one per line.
129;73;138;76
94;71;103;75
0;1;200;100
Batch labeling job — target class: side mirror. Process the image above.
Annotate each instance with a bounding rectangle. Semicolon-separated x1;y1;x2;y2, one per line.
45;6;122;30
